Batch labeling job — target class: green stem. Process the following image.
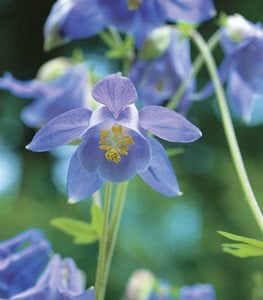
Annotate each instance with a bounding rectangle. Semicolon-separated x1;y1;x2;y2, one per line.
103;182;129;294
167;30;221;110
191;30;263;235
95;182;113;300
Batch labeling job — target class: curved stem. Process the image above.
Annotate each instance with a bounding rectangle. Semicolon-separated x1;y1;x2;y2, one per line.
95;182;112;300
167;30;221;110
191;30;263;235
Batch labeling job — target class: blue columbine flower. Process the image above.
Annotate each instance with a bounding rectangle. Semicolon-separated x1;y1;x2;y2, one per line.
0;229;51;299
179;284;216;300
44;0;216;49
0;60;91;128
12;254;95;300
194;14;263;126
130;26;195;112
26;73;202;202
221;14;263;126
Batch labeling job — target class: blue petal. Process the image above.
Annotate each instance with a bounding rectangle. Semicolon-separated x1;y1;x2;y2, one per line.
92;74;138;119
163;0;216;23
62;0;107;39
44;0;107;50
179;284;216;300
98;129;151;182
67;151;104;203
139;137;181;197
26;108;91;152
77;126;104;173
98;0;166;46
227;70;255;123
0;72;59;98
0;230;51;298
13;254;94;299
139;106;202;142
232;36;263;93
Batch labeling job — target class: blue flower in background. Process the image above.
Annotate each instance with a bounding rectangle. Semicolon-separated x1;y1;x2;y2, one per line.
44;0;216;49
221;14;263;126
0;60;91;128
130;27;195;113
0;229;51;299
27;73;201;202
179;284;216;300
194;14;263;126
12;254;95;300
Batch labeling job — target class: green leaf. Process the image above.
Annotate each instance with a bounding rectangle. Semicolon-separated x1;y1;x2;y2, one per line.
91;203;103;237
218;231;263;258
99;31;117;48
221;243;263;258
50;217;98;245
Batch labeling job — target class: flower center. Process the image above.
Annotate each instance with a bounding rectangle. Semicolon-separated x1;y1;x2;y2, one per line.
99;125;134;163
128;0;141;10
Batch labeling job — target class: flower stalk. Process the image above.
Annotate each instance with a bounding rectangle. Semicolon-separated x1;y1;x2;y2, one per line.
191;30;263;235
95;182;112;300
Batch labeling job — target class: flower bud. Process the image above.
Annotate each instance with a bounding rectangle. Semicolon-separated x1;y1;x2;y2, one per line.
36;57;71;81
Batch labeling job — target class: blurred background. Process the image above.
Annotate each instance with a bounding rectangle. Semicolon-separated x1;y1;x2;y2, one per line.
0;0;263;299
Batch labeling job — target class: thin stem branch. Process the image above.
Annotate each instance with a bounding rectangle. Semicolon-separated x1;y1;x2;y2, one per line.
95;182;113;300
167;30;221;110
191;30;263;235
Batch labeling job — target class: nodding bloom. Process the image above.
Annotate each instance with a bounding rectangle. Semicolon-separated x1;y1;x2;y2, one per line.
0;59;91;128
12;254;95;300
0;229;51;299
44;0;216;49
179;284;216;300
194;14;263;126
130;26;195;113
26;73;202;202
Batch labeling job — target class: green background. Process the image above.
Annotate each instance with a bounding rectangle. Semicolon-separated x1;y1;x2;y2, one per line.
0;0;263;299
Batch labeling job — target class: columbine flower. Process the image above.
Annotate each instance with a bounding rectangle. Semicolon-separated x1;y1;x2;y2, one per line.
179;284;216;300
44;0;216;49
130;26;195;112
0;60;90;128
220;15;263;125
12;254;95;300
0;229;51;299
26;73;201;202
194;15;263;126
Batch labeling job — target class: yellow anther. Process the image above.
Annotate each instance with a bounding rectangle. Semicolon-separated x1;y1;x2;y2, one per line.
99;145;111;151
105;149;121;163
120;149;128;155
98;124;135;163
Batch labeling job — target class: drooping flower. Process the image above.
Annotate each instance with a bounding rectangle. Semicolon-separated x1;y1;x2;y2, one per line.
0;229;51;299
194;14;263;126
221;15;263;126
179;284;216;300
129;26;195;112
26;73;202;202
12;254;95;300
0;59;91;128
44;0;216;49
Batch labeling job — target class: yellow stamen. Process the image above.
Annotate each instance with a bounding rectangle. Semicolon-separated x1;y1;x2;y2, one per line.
105;149;121;163
98;124;134;163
